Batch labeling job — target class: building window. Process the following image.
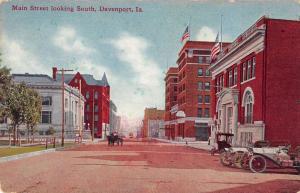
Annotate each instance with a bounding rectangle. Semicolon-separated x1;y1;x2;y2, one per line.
228;70;233;87
86;91;90;99
233;67;237;85
94;114;98;122
205;95;210;103
94;91;98;99
247;60;252;80
205;82;210;90
206;57;211;64
94;105;98;113
174;86;177;92
65;98;68;108
174;78;177;83
216;78;220;93
205;69;211;76
199;56;204;63
198;68;203;76
173;96;177;101
85;114;89;121
86;104;90;112
252;57;256;78
41;111;52;124
243;62;247;82
42;96;52;106
220;75;224;90
198;95;203;103
204;108;210;117
197;108;203;117
198;82;203;90
244;91;254;124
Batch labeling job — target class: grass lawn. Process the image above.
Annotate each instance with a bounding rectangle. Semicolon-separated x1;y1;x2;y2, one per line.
0;142;76;157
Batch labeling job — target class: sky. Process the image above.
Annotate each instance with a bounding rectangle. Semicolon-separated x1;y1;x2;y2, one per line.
0;0;299;130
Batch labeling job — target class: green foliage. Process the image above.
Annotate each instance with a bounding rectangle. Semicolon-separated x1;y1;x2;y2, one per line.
0;63;11;117
24;87;42;137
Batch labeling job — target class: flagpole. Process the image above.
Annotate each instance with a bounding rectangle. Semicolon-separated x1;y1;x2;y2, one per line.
220;14;223;52
188;16;191;41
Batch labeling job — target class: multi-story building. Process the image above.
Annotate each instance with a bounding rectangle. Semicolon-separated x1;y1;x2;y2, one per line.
0;74;85;138
209;16;300;147
53;68;110;138
169;41;216;141
142;108;164;138
164;67;178;140
109;100;119;134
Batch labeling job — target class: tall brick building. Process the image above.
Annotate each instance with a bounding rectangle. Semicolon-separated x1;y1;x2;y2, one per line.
209;16;300;147
165;41;216;141
53;68;110;138
164;67;178;140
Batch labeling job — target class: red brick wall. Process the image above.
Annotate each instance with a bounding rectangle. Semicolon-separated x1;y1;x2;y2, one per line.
68;73;110;138
264;19;300;147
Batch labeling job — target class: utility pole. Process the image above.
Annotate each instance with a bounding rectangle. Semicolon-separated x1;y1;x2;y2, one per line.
57;68;73;147
79;79;82;138
92;89;95;141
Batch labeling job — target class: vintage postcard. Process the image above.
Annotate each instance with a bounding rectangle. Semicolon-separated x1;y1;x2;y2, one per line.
0;0;300;192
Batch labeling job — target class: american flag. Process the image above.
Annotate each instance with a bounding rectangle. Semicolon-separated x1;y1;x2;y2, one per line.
210;33;220;62
181;25;190;42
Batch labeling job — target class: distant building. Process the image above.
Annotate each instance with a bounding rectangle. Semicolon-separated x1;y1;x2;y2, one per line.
142;108;165;138
53;67;110;138
148;119;165;138
109;100;120;135
0;73;85;138
209;16;300;147
116;115;121;134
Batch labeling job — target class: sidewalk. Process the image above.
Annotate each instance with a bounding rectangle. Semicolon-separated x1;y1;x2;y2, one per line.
154;138;212;151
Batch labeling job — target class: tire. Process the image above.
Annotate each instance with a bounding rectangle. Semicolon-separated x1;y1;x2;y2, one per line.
220;151;231;166
249;155;267;173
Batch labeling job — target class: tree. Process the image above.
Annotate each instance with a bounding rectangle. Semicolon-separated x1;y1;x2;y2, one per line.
0;55;12;117
6;83;29;145
24;88;42;142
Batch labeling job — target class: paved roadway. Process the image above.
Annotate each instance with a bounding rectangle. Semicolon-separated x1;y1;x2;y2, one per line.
0;139;299;193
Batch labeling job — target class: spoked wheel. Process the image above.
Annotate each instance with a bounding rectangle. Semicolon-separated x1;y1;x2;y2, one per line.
249;155;267;173
220;151;232;166
241;154;251;170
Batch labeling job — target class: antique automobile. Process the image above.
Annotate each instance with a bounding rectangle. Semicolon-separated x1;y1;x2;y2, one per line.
219;141;300;174
210;132;234;155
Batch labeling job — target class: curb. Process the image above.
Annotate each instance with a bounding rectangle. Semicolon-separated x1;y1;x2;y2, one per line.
0;148;56;163
0;143;82;163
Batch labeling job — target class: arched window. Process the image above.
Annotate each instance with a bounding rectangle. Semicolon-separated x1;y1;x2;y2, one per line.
244;91;253;124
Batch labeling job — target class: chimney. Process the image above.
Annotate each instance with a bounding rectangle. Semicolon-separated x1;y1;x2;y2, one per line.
52;67;57;80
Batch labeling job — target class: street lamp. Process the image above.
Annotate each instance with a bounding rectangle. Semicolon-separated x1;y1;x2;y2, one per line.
57;68;73;147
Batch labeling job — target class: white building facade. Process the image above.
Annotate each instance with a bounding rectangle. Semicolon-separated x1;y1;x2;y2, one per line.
0;74;85;138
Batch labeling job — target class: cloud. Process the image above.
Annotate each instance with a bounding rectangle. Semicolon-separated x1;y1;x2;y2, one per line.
53;27;95;55
196;26;218;41
108;32;164;119
196;26;232;42
0;0;10;5
1;35;47;74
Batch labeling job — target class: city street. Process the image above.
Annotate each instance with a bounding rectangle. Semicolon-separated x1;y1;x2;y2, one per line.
0;140;299;193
